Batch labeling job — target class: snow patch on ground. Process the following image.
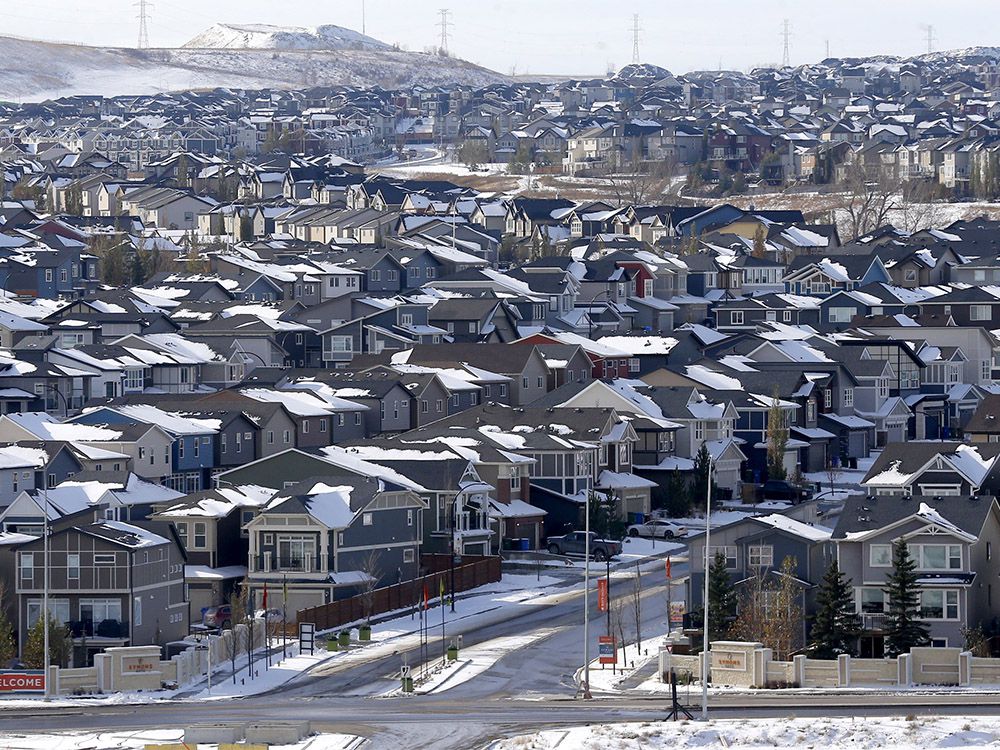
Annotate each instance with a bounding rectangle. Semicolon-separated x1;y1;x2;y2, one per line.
494;716;1000;750
0;730;361;750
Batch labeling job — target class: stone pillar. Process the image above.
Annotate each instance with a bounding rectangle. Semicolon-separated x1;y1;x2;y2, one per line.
837;653;851;687
897;653;911;687
793;654;806;686
48;665;59;696
752;648;772;688
959;651;972;687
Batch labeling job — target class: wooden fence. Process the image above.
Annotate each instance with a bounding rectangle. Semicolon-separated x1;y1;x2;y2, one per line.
297;555;502;632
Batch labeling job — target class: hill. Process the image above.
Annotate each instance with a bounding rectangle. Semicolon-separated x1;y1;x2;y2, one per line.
0;32;505;101
182;23;391;52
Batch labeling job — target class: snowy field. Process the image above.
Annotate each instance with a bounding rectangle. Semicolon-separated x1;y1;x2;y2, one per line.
494;716;1000;750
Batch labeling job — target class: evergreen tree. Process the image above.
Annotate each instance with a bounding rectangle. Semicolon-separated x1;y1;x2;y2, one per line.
664;468;691;518
692;442;715;512
706;551;736;641
22;615;72;668
0;582;15;667
809;559;861;658
766;389;789;480
883;540;930;657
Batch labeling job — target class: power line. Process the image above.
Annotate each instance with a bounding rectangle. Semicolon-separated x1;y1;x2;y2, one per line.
781;19;791;67
437;9;453;54
631;14;642;65
135;0;152;49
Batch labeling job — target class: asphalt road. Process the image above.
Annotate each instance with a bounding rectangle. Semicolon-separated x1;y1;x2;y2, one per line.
3;559;998;750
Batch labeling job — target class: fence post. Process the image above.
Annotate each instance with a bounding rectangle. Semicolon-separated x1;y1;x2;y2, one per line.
959;651;972;687
837;653;850;687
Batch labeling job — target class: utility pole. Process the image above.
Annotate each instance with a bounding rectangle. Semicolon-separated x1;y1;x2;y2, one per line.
924;24;936;54
781;19;791;68
631;14;642;65
135;0;152;49
437;9;453;55
825;39;830;59
41;476;49;700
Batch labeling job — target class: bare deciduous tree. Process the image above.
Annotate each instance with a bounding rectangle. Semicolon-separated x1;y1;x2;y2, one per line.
896;180;948;234
630;562;643;653
359;550;382;624
838;160;898;241
605;158;677;207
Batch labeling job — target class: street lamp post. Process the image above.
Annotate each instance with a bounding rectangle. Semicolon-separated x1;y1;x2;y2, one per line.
701;456;713;720
41;473;49;701
582;494;592;699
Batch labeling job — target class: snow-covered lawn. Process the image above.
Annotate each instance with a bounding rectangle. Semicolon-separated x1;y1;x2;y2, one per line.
0;729;361;750
494;716;1000;750
582;631;672;693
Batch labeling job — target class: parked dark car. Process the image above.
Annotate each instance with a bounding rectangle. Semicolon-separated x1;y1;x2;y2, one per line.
760;480;811;503
546;531;622;561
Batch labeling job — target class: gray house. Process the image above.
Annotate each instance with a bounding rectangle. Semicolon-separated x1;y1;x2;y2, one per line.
686;513;834;630
833;494;1000;656
244;474;426;619
14;519;188;666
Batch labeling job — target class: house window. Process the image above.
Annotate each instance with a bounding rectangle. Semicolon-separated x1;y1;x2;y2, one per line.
748;545;773;567
537;376;544;388
363;512;373;526
807;401;816;421
843;388;854;408
267;431;274;445
971;305;992;322
283;430;291;443
302;420;310;434
694;422;705;441
731;311;744;325
193;522;207;548
870;544;892;567
45;269;53;283
920;589;959;620
94;553;116;565
193;440;199;458
371;270;381;282
355;412;362;425
499;384;508;397
133;596;142;627
522;377;529;389
707;545;738;569
914;544;962;570
67;553;80;581
407;509;414;526
320;419;327;433
176;522;188;548
783;310;792;322
860;588;885;613
178;440;184;459
403;548;415;563
828;307;855;323
421;400;429;413
20;552;33;584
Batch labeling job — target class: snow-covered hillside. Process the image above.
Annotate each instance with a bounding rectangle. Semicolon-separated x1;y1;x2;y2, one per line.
0;36;506;101
183;23;391;52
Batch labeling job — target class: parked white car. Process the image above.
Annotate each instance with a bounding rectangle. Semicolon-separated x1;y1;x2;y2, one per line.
626;519;687;539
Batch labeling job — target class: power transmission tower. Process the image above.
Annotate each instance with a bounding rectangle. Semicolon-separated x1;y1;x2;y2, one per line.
362;0;366;36
825;39;830;59
781;19;791;67
135;0;152;49
631;14;642;65
437;9;453;55
923;24;936;54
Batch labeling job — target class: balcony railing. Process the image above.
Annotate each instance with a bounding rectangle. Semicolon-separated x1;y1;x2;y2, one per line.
252;553;326;574
861;612;888;631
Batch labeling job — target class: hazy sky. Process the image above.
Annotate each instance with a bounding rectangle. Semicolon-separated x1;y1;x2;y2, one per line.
3;0;1000;76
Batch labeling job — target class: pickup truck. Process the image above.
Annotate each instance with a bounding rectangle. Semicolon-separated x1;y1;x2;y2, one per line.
546;531;622;561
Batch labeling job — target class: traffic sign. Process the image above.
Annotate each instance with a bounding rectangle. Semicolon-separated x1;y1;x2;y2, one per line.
598;635;616;665
400;664;411;678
